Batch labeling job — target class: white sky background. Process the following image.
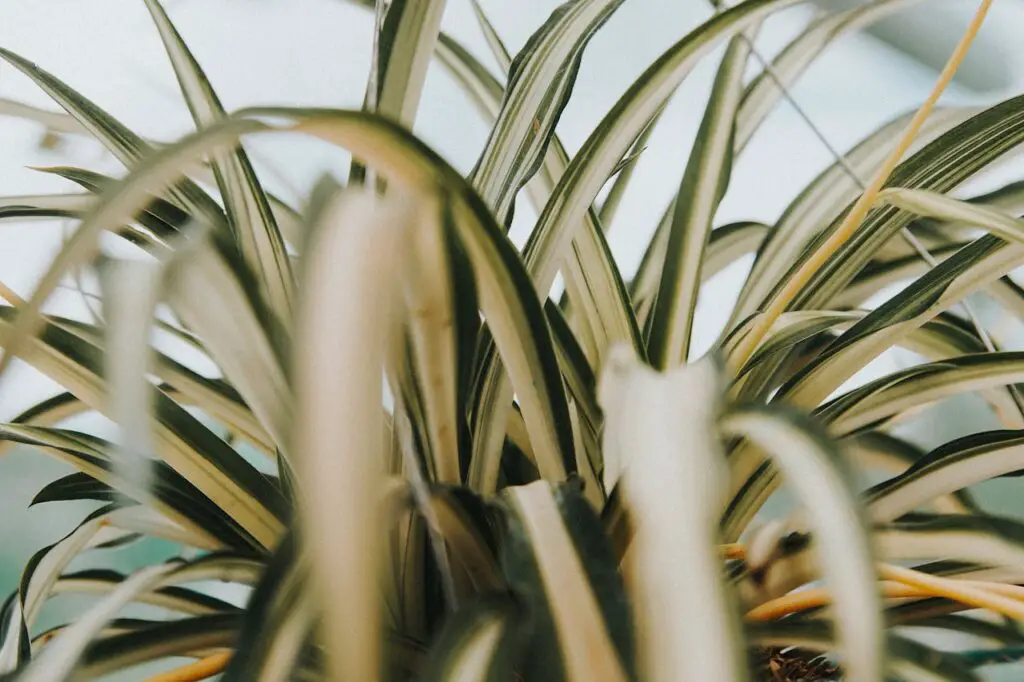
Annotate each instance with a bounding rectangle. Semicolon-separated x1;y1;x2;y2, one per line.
0;1;1018;464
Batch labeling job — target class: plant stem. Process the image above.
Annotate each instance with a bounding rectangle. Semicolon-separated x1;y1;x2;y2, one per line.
728;0;995;375
143;651;232;682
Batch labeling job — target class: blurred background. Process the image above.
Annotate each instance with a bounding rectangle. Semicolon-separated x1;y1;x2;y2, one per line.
0;0;1023;677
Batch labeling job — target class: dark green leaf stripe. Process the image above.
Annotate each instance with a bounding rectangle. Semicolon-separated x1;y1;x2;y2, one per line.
31;472;117;507
222;533;311;682
867;430;1024;522
471;0;627;224
528;0;804;333
81;613;241;678
722;404;884;682
0;48;225;227
0;423;258;550
788;94;1024;315
143;0;294;324
419;595;521;682
647;35;750;368
502;481;631;682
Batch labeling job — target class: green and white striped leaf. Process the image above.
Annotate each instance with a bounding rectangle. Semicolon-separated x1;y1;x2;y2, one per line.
0;307;285;549
222;534;312;682
820;352;1024;436
143;0;294;324
471;0;626;223
419;595;520;682
293;189;404;682
846;431;978;516
721;404;884;682
647;36;750;368
600;349;747;682
875;514;1024;572
401;196;465;484
911;179;1024;235
877;186;1024;244
371;0;448;127
502;480;631;682
15;563;178;682
51;569;237;616
867;430;1024;522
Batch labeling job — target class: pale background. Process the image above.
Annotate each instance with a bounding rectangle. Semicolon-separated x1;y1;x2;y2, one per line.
0;0;1023;678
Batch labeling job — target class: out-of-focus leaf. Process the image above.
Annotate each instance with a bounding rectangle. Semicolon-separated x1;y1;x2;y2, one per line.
600;349;747;682
503;480;631;682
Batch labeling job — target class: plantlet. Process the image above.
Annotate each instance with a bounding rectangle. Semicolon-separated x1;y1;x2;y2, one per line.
0;0;1020;681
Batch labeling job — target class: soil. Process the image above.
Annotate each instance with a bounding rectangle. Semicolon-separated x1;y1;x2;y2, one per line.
752;648;842;681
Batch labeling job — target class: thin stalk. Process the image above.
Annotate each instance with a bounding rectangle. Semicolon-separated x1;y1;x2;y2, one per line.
746;581;926;621
723;1;1024;419
878;563;1024;621
728;0;995;374
748;573;1024;622
143;651;232;682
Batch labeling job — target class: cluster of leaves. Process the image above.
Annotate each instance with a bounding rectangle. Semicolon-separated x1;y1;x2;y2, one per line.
0;0;1021;681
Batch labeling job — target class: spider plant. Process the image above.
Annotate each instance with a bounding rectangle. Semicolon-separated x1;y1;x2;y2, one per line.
0;0;1020;680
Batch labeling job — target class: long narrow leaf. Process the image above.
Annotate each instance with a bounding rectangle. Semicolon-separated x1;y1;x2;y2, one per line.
143;0;294;323
600;349;748;682
503;481;630;682
722;405;885;682
647;36;750;367
294;189;404;681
